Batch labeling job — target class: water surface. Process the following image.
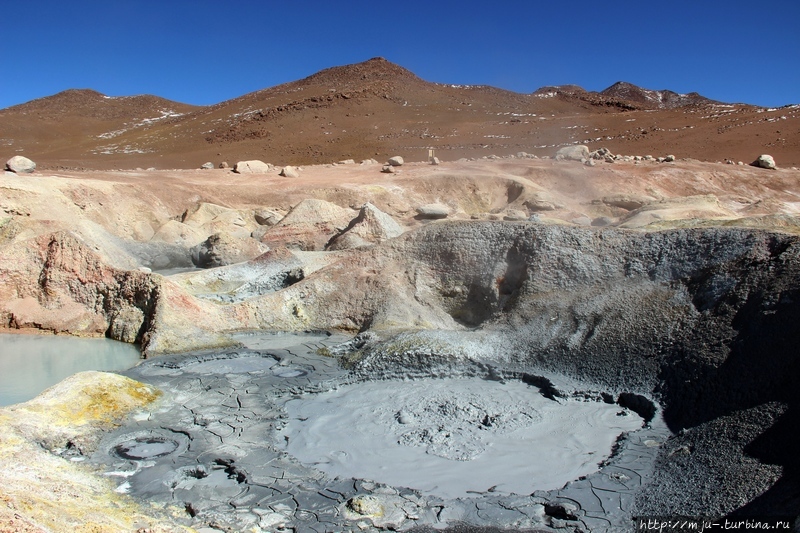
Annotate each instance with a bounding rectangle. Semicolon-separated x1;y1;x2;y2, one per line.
0;333;141;406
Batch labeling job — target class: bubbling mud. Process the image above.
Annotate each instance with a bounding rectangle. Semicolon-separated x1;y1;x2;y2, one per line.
280;378;644;499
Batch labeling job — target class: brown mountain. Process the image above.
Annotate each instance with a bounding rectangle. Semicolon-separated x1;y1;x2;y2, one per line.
1;57;797;169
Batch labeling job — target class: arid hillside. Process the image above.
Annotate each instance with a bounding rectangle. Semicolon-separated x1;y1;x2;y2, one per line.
1;57;798;170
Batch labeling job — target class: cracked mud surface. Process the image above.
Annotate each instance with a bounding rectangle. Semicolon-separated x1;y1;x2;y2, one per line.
90;332;670;532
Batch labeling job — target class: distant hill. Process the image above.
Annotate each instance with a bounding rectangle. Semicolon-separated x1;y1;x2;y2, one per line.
1;57;797;169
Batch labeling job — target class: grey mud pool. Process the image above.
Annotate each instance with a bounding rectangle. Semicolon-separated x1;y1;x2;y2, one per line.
87;332;670;532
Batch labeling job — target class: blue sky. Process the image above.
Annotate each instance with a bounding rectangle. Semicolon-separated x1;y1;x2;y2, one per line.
2;0;798;109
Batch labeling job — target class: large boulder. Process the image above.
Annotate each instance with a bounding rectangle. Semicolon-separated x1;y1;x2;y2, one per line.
233;160;273;173
191;232;269;268
260;199;357;251
388;156;404;167
5;155;36;174
555;145;590;162
753;154;777;170
327;203;405;250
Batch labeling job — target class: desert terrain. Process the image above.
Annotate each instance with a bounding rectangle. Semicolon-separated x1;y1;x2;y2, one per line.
0;58;799;532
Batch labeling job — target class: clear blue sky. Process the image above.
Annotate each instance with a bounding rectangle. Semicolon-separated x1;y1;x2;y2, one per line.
2;0;798;110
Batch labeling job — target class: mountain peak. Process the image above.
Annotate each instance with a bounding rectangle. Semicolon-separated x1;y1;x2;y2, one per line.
298;57;421;88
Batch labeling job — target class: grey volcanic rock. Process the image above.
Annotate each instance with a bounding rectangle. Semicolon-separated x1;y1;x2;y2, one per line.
415;203;450;219
753;154;777;169
555;145;589;161
5;155;36;173
233;160;273;173
191;232;269;268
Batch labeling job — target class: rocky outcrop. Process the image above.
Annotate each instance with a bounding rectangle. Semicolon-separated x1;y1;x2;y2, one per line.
233;160;273;173
260;199;356;251
191;231;269;268
0;231;160;342
327;202;405;250
5;155;36;173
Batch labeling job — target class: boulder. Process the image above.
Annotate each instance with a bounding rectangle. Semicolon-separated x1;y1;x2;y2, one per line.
191;232;269;268
5;155;36;173
753;154;777;169
415;203;450;219
361;158;379;165
388;156;404;167
200;162;214;170
219;161;229;169
327;203;404;250
555;145;589;162
381;165;396;174
430;157;441;165
279;165;300;178
233;160;273;173
338;159;356;165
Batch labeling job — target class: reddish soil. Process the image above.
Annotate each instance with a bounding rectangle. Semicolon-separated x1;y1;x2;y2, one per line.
1;57;798;170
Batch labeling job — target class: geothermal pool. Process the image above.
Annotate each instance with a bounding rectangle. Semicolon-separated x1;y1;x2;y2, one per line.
280;378;644;499
0;333;141;406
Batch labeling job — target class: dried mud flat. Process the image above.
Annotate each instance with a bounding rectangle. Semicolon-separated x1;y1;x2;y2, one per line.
1;157;800;532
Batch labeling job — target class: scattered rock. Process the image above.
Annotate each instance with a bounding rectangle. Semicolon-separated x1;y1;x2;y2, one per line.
279;165;300;178
5;155;36;174
233;160;273;174
430;156;441;165
200;162;214;170
338;159;356;165
361;158;379;165
415;203;450;219
219;161;229;169
381;165;396;174
753;154;777;169
664;154;676;162
555;145;590;161
387;156;404;167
